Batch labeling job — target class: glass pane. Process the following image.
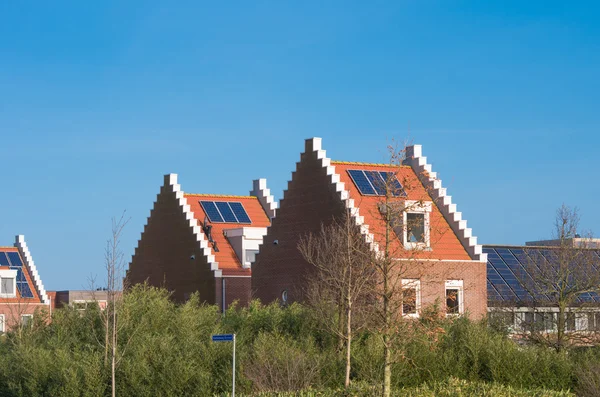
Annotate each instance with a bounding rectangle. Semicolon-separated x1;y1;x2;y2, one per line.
402;287;417;314
406;213;425;243
446;288;459;314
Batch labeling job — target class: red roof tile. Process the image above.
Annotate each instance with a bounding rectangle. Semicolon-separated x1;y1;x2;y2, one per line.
333;161;471;261
184;195;270;276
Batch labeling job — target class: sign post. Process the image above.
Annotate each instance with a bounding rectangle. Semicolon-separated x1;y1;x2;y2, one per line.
212;333;236;396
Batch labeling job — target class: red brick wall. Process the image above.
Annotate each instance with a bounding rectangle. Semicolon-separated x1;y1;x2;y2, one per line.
252;146;347;304
401;260;487;319
126;185;216;304
215;277;252;310
0;303;48;330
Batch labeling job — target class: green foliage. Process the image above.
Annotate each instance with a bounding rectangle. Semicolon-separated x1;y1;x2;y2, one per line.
0;288;590;395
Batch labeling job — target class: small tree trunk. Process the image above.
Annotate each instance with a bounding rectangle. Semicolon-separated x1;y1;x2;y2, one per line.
557;302;566;353
383;333;391;397
345;301;352;388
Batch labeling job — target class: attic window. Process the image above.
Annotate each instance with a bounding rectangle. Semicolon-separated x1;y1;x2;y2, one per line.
407;213;425;243
379;200;432;249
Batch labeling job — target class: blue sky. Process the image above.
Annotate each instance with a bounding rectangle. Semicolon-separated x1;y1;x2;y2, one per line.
1;1;599;290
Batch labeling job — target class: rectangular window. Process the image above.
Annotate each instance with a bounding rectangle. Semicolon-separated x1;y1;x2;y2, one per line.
401;279;420;317
566;312;576;332
0;314;5;333
21;314;32;327
0;277;14;296
445;280;463;315
406;213;425;243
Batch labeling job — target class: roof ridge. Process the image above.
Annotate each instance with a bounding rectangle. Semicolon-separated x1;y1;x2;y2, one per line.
332;160;411;168
185;193;257;199
0;246;16;249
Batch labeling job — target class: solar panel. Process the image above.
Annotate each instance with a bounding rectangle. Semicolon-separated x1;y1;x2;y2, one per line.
200;201;224;223
215;202;238;223
379;171;406;197
229;202;251;223
365;171;386;195
17;282;33;298
7;252;23;267
201;201;252;224
0;253;9;267
348;170;376;195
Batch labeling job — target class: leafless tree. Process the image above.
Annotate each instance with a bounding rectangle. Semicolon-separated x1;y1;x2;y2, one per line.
370;141;448;397
298;210;375;388
520;204;600;352
101;212;130;397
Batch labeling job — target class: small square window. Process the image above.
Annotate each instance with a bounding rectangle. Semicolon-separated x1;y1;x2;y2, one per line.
21;314;33;327
0;277;14;296
406;213;425;243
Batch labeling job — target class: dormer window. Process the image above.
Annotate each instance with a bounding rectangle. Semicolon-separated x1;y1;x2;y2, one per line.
0;269;17;298
379;200;432;250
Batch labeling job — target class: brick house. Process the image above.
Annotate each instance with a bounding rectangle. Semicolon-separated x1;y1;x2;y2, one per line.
126;174;277;310
252;138;488;319
0;235;50;330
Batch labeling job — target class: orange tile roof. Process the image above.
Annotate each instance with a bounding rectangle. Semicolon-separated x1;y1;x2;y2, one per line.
184;195;271;276
332;161;471;261
0;248;42;303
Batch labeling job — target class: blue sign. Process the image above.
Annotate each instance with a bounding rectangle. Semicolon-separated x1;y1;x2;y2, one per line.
212;334;234;342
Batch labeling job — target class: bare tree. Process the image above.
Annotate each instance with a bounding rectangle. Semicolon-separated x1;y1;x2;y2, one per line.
370;142;447;397
520;204;600;352
102;212;130;397
298;210;375;388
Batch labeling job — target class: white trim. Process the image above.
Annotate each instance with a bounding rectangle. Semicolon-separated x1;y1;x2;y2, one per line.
301;138;381;254
14;235;50;304
221;275;252;278
401;200;432;250
129;174;223;279
0;269;17;298
0;314;5;333
445;279;464;315
250;179;278;220
21;314;33;326
403;146;486;262
401;278;421;318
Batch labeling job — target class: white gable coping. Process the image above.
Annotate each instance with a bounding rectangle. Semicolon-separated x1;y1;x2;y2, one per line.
14;235;50;305
403;145;487;262
251;178;278;220
129;174;223;279
302;138;381;254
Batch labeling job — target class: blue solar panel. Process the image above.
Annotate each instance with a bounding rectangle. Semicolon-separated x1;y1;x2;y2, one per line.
17;282;33;298
0;253;9;267
12;267;24;283
200;201;224;223
379;171;406;197
365;171;386;195
7;252;22;267
348;170;376;195
215;202;238;223
229;202;251;223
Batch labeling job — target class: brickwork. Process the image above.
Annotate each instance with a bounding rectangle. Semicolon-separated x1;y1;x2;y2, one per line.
252;142;347;304
215;277;252;310
127;182;216;304
0;303;48;330
401;260;487;318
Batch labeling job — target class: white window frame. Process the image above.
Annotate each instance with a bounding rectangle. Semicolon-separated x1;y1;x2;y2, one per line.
0;314;5;333
21;314;33;327
401;200;432;250
0;269;17;298
445;280;464;316
401;279;421;318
